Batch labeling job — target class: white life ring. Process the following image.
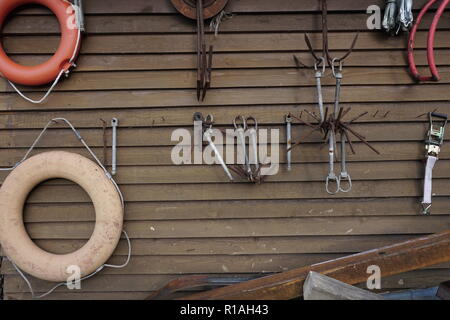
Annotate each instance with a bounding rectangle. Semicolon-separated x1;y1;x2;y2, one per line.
0;151;123;282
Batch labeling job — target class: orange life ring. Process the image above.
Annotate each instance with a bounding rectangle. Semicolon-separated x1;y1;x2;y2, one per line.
0;151;124;282
0;0;81;86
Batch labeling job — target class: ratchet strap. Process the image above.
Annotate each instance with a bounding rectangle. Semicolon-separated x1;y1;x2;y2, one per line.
422;112;447;215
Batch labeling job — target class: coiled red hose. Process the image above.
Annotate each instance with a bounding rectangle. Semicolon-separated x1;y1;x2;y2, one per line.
408;0;449;82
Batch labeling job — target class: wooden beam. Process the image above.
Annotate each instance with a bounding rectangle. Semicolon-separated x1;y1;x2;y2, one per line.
179;230;450;300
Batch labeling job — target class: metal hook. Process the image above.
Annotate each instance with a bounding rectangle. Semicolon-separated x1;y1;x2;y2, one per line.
195;0;214;101
314;56;326;74
233;115;247;130
331;58;343;78
326;130;340;195
326;174;340;195
339;173;352;193
304;0;358;68
205;114;214;129
422;203;432;216
245;116;258;131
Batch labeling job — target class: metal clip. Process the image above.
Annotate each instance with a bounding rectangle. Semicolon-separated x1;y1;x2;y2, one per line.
204;126;234;181
426;112;447;157
326;131;340;195
233;116;251;176
338;134;352;193
73;0;85;32
314;57;326;123
286;115;293;171
111;118;118;176
246;116;259;174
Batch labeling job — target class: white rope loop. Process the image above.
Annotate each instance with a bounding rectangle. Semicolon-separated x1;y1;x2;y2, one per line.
7;1;82;104
209;10;233;37
9;231;131;299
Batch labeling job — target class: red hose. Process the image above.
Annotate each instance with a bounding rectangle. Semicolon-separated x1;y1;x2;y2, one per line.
408;0;449;82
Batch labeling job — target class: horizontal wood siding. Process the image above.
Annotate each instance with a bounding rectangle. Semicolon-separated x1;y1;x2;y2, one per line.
1;0;450;299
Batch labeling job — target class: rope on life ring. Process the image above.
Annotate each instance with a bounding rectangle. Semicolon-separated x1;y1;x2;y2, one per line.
0;118;131;299
0;0;82;103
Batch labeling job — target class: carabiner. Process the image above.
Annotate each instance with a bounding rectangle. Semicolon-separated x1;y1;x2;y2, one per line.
326;131;340;195
338;133;352;193
246;116;259;172
331;58;343;79
233;115;247;130
338;172;352;193
326;174;340;195
314;57;327;124
234;115;251;175
205;114;214;129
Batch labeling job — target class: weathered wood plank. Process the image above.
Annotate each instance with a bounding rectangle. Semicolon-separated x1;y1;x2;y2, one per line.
1;253;345;275
0;122;438;148
2;85;449;111
8;50;450;72
2;32;447;55
1;235;423;256
3;254;450;276
1;142;444;168
5;12;450;34
22;216;450;239
2;160;450;185
3;291;171;300
15;180;450;203
12;0;436;14
16;197;450;222
3;66;450;93
2;102;450;130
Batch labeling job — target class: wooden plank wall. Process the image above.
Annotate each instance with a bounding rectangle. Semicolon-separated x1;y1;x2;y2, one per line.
1;0;450;300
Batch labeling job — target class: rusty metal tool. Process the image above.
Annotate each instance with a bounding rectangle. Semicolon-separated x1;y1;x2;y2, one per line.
300;0;358;69
171;0;229;101
180;230;450;300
